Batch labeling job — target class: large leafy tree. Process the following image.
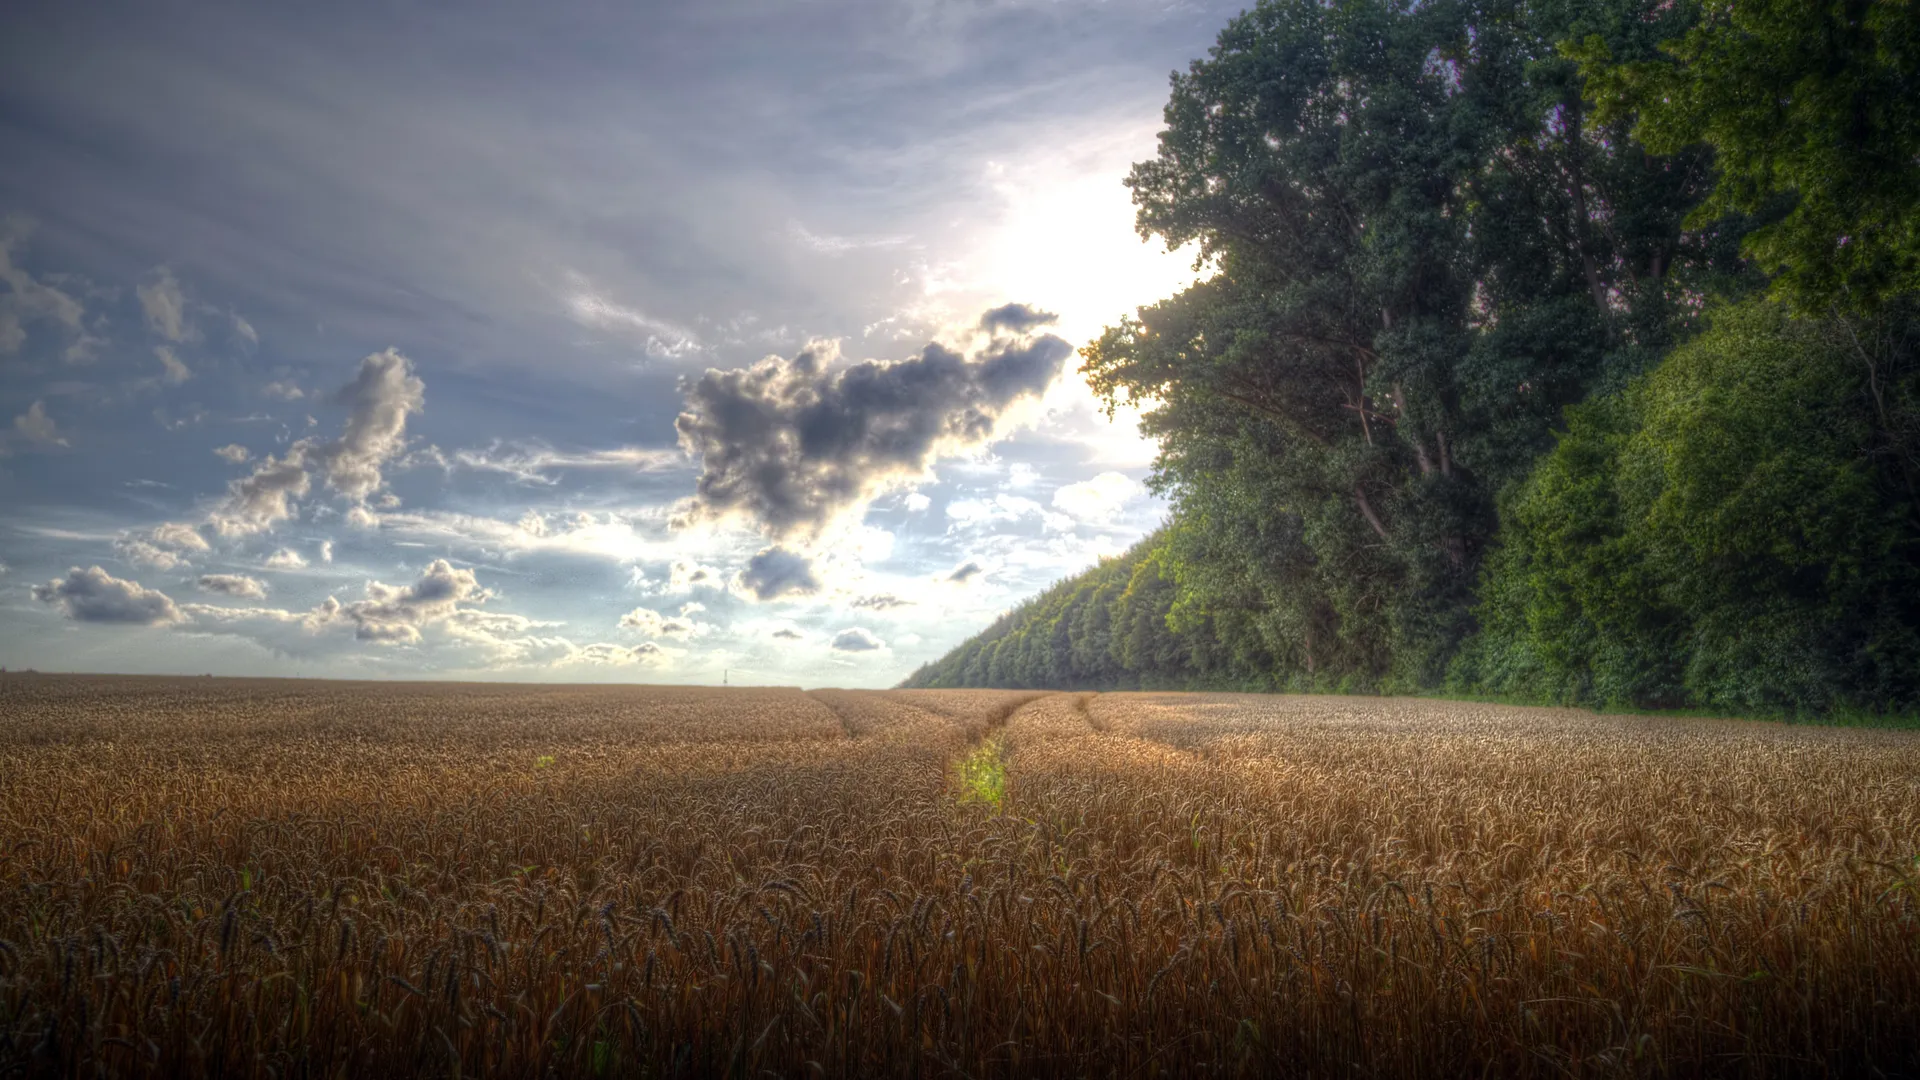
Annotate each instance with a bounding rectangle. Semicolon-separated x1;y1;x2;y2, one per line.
1083;0;1712;688
1463;299;1920;713
1575;0;1920;313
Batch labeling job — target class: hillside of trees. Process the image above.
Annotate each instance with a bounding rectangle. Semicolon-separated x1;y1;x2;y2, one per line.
903;0;1920;717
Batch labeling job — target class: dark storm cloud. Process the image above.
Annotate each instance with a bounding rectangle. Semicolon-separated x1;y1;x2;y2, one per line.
676;320;1071;540
979;303;1058;335
736;546;822;602
772;628;803;640
32;566;182;624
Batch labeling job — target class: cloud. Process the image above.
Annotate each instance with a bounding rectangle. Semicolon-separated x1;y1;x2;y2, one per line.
565;275;701;358
543;641;661;666
668;559;723;592
904;492;932;512
772;628;803;640
674;314;1071;542
1052;470;1141;522
12;401;66;447
214;443;250;464
196;573;268;599
453;441;684;485
138;266;192;343
618;605;703;638
323;558;486;644
830;626;885;652
789;221;911;255
32;566;182;625
261;381;304;401
315;348;424;502
735;546;821;602
152;522;211;552
213;350;422;534
216;453;312;535
319;540;334;564
851;593;914;611
115;522;209;569
947;560;985;584
231;313;259;348
0;220;86;355
155;345;192;384
165;561;600;666
115;539;186;570
979;302;1058;335
265;548;308;569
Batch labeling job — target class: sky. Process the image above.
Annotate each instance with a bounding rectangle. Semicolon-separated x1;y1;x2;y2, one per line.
0;0;1235;687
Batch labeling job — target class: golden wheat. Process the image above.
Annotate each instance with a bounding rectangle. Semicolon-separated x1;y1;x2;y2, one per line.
1;674;1916;1077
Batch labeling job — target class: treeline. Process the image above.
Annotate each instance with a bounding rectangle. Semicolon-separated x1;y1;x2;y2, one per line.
903;0;1920;716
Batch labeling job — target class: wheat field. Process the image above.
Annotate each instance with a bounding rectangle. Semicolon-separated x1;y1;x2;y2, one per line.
1;675;1917;1077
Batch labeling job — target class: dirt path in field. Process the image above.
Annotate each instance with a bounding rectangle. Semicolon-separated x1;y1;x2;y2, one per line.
803;689;1057;749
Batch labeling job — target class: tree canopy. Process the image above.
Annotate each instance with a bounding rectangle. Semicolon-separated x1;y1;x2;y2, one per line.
905;0;1920;718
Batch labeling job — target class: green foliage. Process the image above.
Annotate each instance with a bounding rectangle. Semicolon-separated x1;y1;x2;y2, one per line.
903;531;1291;692
1575;0;1920;313
911;0;1920;720
1075;0;1718;692
1462;299;1920;714
953;739;1008;809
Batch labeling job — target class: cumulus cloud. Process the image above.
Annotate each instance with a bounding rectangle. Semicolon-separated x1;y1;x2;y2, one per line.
231;313;259;348
138;266;192;343
947;560;985;584
213;444;250;464
12;401;66;447
115;540;184;570
319;540;334;564
213;350;422;534
904;492;932;513
735;546;821;602
544;641;653;666
155;345;192;384
316;348;425;502
197;573;268;599
33;566;182;625
265;548;308;569
322;559;486;644
261;380;304;401
115;524;210;569
152;522;211;552
667;559;723;592
979;302;1058;335
772;628;803;640
830;627;885;652
674;313;1071;542
618;605;703;638
1052;471;1141;522
216;452;311;535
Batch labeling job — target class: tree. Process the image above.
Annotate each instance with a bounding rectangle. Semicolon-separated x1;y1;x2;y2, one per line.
1575;0;1920;313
